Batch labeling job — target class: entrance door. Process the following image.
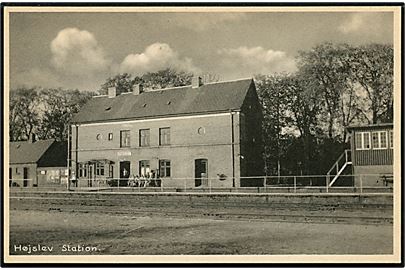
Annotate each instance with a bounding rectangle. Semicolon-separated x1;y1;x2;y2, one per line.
120;161;131;186
23;167;29;187
195;159;208;187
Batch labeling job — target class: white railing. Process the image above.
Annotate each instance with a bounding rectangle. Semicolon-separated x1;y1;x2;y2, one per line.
327;150;352;187
66;174;393;194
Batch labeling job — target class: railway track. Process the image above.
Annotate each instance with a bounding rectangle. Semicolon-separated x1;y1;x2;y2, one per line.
9;195;393;225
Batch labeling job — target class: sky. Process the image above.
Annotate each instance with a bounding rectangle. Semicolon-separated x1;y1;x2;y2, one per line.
9;10;394;92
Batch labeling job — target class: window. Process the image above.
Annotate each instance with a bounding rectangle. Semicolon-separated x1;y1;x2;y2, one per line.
108;133;113;141
390;130;394;149
372;132;379;148
197;127;205;135
96;134;102;140
372;131;388;149
139;160;150;177
139;129;150;147
159;127;170;145
109;164;114;178
355;132;371;150
120;130;130;148
78;163;87;178
96;163;104;176
159;160;171;177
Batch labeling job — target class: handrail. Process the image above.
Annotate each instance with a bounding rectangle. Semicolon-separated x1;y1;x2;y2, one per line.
327;150;351;176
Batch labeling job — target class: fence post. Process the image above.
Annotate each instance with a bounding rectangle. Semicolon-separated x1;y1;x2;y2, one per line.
360;175;363;194
263;177;266;189
294;176;297;193
117;178;120;189
326;176;329;193
209;178;212;193
160;179;163;192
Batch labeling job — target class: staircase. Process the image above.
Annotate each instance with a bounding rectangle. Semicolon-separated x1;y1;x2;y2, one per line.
326;150;352;187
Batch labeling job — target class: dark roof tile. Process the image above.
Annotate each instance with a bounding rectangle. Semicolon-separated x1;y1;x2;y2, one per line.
9;139;55;164
71;78;254;123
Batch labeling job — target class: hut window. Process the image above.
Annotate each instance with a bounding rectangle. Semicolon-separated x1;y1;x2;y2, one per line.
355;132;371;150
372;131;388;149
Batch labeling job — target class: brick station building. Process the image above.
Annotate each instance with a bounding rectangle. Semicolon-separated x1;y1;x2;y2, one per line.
69;77;264;188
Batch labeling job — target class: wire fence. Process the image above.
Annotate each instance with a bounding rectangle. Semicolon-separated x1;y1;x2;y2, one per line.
9;174;393;194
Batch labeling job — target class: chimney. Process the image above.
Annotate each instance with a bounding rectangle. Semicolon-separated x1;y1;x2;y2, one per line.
29;133;36;143
192;76;203;88
133;84;144;95
108;87;117;98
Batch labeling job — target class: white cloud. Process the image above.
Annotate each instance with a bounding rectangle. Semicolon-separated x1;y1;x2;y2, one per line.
14;28;202;91
119;43;200;75
338;13;381;34
50;28;111;75
218;46;296;75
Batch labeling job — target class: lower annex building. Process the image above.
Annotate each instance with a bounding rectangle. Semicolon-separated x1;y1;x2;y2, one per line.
9;135;68;188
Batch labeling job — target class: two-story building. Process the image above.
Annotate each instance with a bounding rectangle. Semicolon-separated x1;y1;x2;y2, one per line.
69;77;264;188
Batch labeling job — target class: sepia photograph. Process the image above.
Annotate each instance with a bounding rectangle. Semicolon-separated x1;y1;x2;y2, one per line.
2;3;402;265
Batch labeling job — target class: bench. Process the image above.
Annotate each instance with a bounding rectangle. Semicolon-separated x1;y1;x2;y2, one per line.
380;174;393;186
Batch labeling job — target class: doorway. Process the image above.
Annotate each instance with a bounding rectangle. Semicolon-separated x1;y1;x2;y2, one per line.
23;167;29;187
120;161;131;186
195;159;208;187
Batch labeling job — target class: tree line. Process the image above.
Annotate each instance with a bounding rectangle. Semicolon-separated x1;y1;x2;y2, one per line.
9;88;95;142
255;43;393;175
9;42;393;176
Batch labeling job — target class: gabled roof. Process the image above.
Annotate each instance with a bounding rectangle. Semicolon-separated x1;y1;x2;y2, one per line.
71;78;254;124
38;141;68;167
9;139;55;164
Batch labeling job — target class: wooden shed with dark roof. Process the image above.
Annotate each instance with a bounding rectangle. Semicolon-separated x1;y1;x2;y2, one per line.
69;77;264;189
9;136;68;188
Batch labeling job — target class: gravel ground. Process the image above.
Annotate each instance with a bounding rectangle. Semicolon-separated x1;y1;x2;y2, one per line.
8;209;393;255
